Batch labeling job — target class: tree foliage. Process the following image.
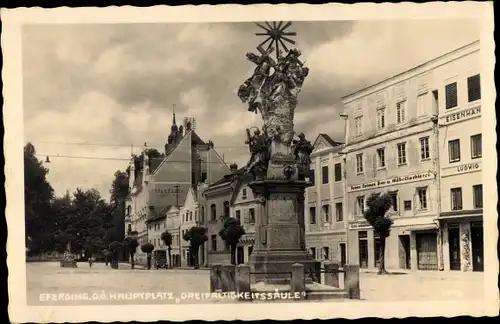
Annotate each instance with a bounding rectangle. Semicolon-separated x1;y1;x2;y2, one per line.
161;231;173;247
141;242;154;253
363;192;393;275
363;192;393;237
122;236;139;269
219;217;245;265
183;226;208;268
24;143;55;253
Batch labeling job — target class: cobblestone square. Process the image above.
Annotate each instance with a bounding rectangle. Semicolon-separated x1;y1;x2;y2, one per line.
27;262;485;305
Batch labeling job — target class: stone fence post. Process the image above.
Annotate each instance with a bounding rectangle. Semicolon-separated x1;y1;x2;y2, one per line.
291;263;306;300
236;264;251;301
343;264;360;299
220;264;236;292
323;262;339;288
210;264;222;292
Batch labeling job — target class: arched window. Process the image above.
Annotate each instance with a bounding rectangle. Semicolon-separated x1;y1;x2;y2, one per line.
210;204;216;220
126;205;132;216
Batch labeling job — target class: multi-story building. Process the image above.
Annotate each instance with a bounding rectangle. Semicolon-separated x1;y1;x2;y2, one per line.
230;172;257;264
204;164;239;265
342;49;449;272
146;211;168;251
124;111;230;265
165;205;181;267
435;41;483;272
305;133;348;266
179;187;205;267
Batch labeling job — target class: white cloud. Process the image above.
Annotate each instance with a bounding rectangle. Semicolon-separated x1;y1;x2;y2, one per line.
22;20;481;199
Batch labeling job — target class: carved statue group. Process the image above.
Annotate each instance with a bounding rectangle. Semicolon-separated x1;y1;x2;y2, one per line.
238;46;310;149
238;43;313;182
238;47;312;180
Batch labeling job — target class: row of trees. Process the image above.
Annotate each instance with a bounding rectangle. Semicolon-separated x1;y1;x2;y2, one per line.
24;142;129;258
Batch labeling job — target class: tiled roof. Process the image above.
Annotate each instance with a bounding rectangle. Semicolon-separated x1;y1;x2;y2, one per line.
146;205;172;223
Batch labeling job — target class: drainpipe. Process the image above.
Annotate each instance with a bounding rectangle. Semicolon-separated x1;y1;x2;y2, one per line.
431;113;444;271
339;113;349;265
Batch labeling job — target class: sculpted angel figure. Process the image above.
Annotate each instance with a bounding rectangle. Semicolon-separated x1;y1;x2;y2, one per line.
291;132;313;181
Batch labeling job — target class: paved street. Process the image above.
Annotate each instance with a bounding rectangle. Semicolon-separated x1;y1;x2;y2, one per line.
27;262;485;305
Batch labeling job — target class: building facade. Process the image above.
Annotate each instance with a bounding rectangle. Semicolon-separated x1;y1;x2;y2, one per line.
165;206;181;267
203;165;239;265
341;40;482;272
125;112;230;264
179;187;205;267
230;173;258;265
342;52;448;272
305;134;348;266
435;41;483;272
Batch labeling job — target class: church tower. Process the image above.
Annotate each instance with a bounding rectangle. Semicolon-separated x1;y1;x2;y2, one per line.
165;104;179;155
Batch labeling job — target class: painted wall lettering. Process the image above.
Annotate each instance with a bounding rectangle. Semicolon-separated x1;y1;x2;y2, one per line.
348;171;433;192
444;107;481;125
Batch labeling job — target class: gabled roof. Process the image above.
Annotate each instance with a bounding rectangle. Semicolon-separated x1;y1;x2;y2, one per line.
165;205;179;214
311;133;344;155
146;205;171;223
229;172;254;205
317;133;343;147
181;186;198;208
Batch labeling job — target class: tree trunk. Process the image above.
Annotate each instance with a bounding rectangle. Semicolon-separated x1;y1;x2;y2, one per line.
130;253;135;269
167;246;172;269
147;254;151;270
377;235;389;275
192;246;200;269
230;243;237;265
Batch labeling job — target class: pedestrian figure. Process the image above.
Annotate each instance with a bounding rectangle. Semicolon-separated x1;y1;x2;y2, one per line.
88;257;93;268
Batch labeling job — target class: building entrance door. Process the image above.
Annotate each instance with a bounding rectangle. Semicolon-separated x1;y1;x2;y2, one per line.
448;224;461;271
398;235;411;269
416;232;438;271
359;240;368;268
339;243;347;267
471;222;484;272
237;246;244;264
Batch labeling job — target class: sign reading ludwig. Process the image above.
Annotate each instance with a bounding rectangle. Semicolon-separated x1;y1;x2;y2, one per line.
348;171;433;193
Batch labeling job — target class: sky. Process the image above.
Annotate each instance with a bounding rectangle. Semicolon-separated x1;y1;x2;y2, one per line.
22;19;480;200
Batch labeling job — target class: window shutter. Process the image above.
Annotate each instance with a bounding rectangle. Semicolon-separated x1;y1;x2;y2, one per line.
445;82;458;109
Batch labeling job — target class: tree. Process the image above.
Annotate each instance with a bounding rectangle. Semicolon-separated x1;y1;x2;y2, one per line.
24;142;55;253
363;192;394;275
109;170;129;246
161;231;173;268
109;241;122;269
219;217;245;265
183;226;208;269
141;243;154;270
122;236;139;269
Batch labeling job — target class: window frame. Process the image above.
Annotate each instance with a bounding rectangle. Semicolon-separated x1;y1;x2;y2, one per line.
472;184;483;209
419;136;430;161
356;153;364;174
376;148;386;168
448;139;461;163
397;142;407;165
396;100;407;124
450;187;463;211
470;134;482;159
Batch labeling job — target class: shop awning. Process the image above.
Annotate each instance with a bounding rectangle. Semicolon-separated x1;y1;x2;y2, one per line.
402;224;438;233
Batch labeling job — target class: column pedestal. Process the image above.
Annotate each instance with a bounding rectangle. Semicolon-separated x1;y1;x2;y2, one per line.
248;179;317;284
